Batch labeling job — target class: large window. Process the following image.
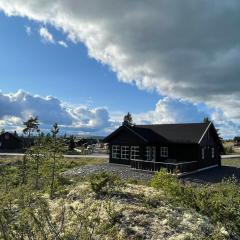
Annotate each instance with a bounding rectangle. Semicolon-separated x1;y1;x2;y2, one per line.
160;147;168;157
131;146;140;160
112;145;120;158
201;148;205;160
145;146;156;161
121;146;129;159
211;148;215;158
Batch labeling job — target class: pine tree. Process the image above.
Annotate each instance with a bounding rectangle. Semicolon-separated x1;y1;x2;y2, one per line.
49;123;64;199
123;112;133;126
23;116;40;138
203;117;211;123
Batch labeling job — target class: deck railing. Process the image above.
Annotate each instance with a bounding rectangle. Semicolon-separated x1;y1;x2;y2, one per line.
130;159;197;173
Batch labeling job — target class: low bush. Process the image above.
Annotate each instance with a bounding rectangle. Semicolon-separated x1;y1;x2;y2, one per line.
89;172;122;197
151;170;240;238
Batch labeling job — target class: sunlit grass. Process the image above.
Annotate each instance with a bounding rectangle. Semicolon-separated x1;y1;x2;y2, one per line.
222;158;240;168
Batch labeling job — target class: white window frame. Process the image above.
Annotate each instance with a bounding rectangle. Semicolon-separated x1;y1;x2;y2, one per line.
211;148;215;158
145;146;156;161
121;146;129;159
112;145;120;159
160;147;168;157
145;146;151;161
131;146;140;160
201;148;205;160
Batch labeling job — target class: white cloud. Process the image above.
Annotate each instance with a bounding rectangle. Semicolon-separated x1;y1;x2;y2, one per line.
0;90;114;135
134;98;208;125
0;1;240;137
58;40;68;48
39;26;55;43
130;98;240;139
25;25;31;36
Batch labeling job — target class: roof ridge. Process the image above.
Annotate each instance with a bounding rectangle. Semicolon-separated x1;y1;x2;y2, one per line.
134;122;208;127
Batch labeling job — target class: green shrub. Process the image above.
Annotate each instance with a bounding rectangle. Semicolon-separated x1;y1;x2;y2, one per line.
151;171;240;238
150;169;183;199
89;172;122;197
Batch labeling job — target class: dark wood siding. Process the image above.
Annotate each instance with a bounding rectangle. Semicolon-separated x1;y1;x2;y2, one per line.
0;133;22;150
199;127;221;167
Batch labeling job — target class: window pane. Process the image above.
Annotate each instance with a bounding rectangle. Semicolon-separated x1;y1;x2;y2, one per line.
211;148;214;158
112;145;120;158
131;146;139;160
201;148;205;160
160;147;168;157
145;146;156;161
121;146;129;159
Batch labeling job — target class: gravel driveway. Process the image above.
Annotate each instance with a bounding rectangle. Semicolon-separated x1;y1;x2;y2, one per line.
63;163;240;184
63;163;154;182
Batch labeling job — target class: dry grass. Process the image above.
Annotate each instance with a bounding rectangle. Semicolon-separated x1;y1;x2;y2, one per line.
222;158;240;168
223;141;240;154
0;155;23;164
0;155;107;170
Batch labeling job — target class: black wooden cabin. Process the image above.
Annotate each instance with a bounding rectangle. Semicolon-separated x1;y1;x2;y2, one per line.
0;132;23;150
104;122;223;173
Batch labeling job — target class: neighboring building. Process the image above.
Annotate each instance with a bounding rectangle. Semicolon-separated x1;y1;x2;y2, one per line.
104;122;223;173
0;132;23;150
234;137;240;146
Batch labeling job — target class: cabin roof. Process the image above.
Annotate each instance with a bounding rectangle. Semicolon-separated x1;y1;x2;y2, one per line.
132;123;210;144
105;122;222;145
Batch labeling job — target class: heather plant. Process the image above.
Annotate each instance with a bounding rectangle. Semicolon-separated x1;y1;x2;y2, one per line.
151;170;240;238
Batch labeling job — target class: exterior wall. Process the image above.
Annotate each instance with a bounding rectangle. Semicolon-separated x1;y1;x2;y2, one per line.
108;128;147;165
199;127;221;167
109;141;199;172
155;143;198;163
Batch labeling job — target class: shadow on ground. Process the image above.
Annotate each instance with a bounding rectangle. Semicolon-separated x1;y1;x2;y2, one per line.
181;166;240;184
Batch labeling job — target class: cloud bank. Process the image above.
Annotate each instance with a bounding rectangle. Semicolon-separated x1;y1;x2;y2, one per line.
0;90;113;135
0;1;240;137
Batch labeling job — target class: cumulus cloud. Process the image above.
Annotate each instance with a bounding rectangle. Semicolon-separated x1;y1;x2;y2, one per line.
58;40;68;48
135;98;208;125
130;98;240;138
0;90;113;135
0;1;240;136
39;26;55;43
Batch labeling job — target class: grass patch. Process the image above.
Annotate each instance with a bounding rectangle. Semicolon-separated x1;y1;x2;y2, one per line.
0;156;107;169
222;158;240;168
0;155;23;165
58;157;107;172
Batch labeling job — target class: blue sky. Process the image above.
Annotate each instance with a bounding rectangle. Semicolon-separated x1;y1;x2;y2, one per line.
0;1;240;138
0;12;159;113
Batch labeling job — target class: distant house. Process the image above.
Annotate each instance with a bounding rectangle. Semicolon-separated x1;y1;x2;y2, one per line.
104;122;223;173
234;137;240;146
0;132;22;150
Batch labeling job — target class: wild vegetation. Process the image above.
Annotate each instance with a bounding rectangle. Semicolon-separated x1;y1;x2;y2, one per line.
1;149;239;240
151;170;240;239
0;117;239;239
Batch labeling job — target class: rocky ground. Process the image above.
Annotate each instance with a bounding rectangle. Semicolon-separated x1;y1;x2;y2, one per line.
63;163;154;182
50;182;229;240
63;161;240;185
